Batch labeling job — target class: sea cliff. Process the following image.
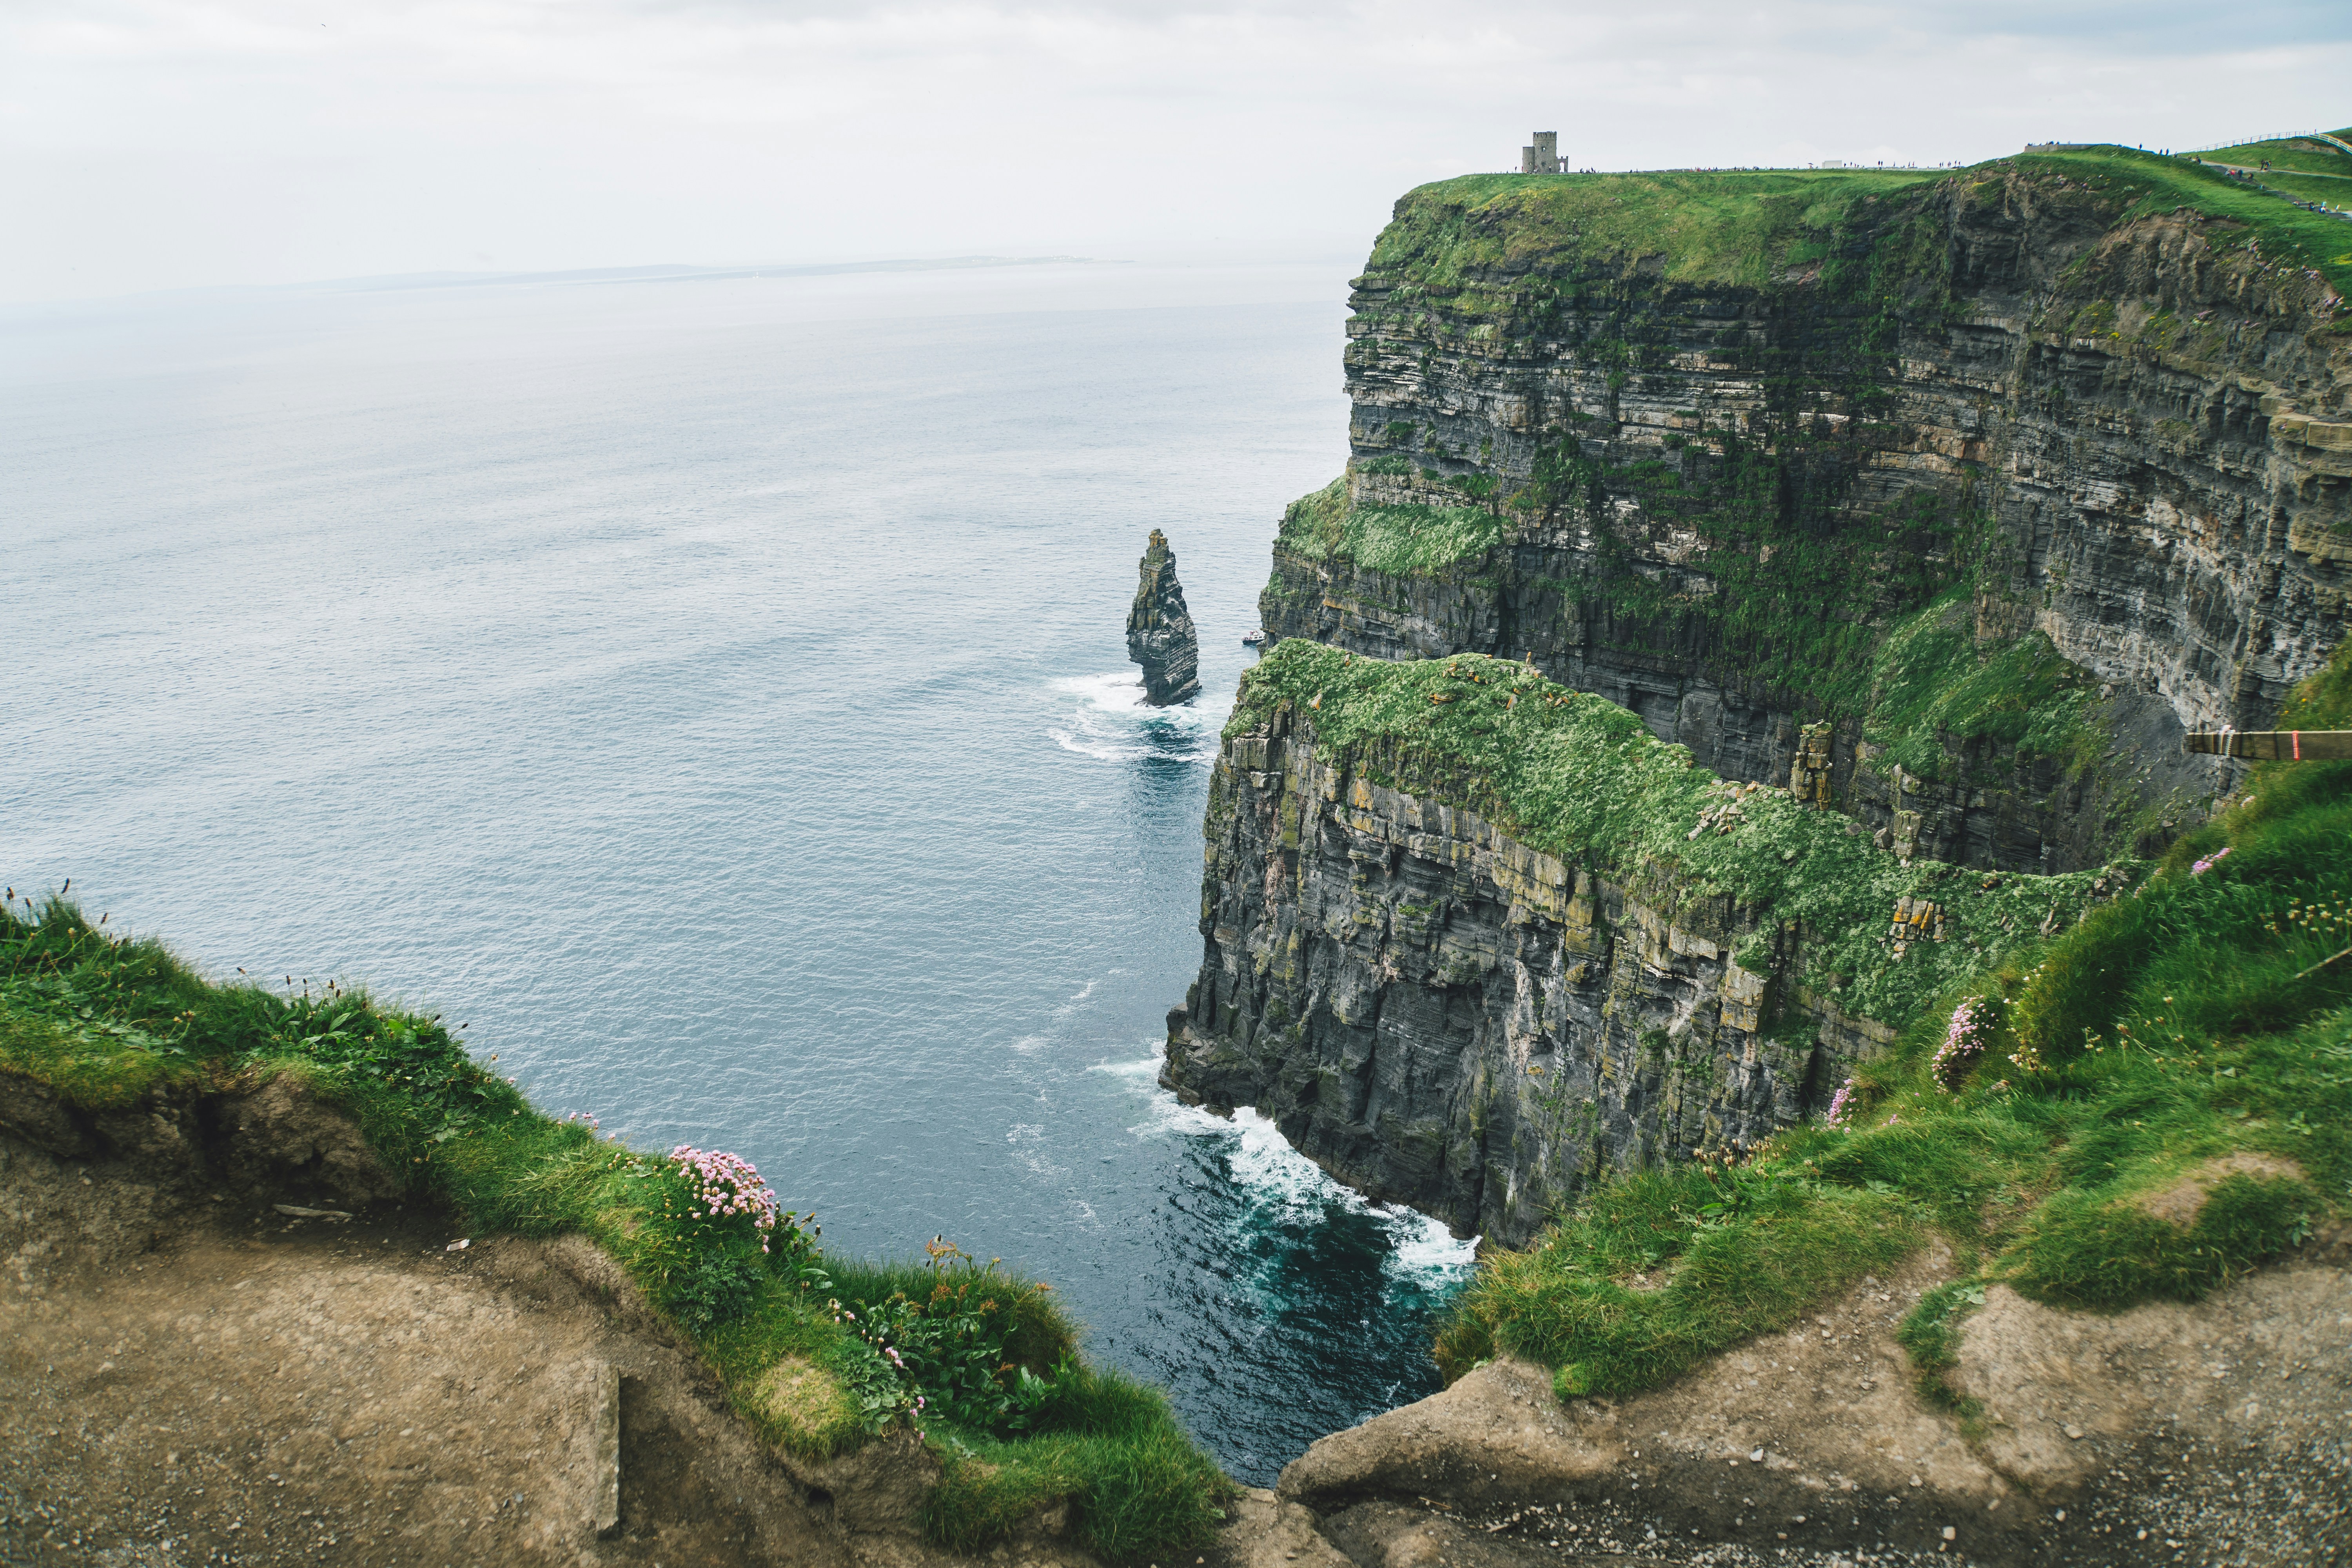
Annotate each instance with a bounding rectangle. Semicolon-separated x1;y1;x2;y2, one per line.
1260;151;2350;873
1161;643;2120;1245
1164;141;2352;1568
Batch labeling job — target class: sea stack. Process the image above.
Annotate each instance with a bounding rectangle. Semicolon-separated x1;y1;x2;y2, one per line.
1127;529;1201;706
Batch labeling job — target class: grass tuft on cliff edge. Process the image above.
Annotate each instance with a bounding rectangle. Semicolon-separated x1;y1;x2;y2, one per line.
0;909;1228;1563
1227;638;2347;1405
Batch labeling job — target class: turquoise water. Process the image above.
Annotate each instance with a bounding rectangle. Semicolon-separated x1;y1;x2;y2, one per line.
1;262;1474;1483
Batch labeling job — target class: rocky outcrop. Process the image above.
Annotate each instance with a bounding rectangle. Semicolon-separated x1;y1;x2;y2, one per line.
1274;1239;2352;1566
1262;163;2352;871
1128;528;1201;705
1159;700;1807;1245
1158;675;2116;1246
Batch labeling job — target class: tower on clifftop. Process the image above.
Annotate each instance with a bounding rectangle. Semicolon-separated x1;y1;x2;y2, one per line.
1521;131;1564;174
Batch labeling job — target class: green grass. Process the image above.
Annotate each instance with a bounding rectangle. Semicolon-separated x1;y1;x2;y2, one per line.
1232;639;2129;1031
2255;170;2352;208
1860;590;2102;785
2191;132;2352;177
2012;146;2352;296
1274;471;1503;576
1368;167;1944;292
0;902;1228;1562
1428;642;2352;1402
1371;147;2352;299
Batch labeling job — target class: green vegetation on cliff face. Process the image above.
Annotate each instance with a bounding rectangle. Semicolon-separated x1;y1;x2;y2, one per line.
1275;472;1503;576
1277;141;2352;874
0;912;1227;1563
1429;644;2352;1403
2014;146;2352;296
1860;591;2103;784
1329;162;1994;714
1232;639;2124;1031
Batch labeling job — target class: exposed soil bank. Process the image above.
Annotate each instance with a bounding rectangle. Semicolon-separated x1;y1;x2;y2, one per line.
1273;1243;2351;1567
0;1079;1332;1568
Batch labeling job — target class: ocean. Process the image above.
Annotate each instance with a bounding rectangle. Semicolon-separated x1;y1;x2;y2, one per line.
0;258;1475;1484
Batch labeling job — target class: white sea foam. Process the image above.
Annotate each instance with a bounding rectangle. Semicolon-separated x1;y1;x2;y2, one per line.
1088;1051;1165;1083
1381;1210;1480;1293
1101;1046;1478;1296
1045;671;1224;765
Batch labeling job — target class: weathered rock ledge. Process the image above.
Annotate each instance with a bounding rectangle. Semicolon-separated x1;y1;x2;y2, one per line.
1272;1240;2350;1566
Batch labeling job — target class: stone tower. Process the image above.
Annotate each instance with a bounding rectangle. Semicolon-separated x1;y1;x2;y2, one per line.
1127;529;1201;706
1520;131;1564;174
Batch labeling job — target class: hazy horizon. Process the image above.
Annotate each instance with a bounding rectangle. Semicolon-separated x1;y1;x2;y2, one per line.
4;0;2346;306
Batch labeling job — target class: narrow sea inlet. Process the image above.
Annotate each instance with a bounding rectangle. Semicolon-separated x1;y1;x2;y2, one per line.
0;260;1474;1484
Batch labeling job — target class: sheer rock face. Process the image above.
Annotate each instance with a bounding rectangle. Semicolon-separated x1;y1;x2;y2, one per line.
1128;528;1201;705
1160;702;1894;1247
1263;169;2349;871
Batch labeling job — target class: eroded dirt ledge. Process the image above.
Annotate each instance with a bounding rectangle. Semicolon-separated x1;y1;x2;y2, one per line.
2;1076;1341;1568
1274;1244;2350;1566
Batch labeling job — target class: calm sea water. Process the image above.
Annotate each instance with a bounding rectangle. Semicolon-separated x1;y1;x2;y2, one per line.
0;260;1473;1483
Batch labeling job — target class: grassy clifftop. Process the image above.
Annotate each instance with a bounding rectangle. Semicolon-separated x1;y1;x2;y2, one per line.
0;907;1227;1561
1377;143;2352;296
1368;166;1942;291
1227;637;2352;1406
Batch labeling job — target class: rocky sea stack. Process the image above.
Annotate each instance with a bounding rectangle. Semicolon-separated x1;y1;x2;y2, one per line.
1127;527;1201;705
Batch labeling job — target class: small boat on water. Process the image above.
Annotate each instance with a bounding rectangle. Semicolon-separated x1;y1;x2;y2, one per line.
1241;628;1267;646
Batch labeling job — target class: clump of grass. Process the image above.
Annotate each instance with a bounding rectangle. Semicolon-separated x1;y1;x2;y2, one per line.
1861;592;2102;785
2002;1172;2318;1309
1895;1279;1986;1418
1430;641;2352;1401
924;1367;1230;1561
1434;1162;1918;1396
0;894;1227;1562
1272;473;1501;576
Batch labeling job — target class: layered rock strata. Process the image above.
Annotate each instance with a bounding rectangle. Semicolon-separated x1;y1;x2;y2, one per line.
1159;670;2113;1246
1261;162;2352;870
1128;528;1201;705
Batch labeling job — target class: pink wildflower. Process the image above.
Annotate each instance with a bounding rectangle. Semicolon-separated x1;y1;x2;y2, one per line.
2190;845;2232;876
1932;1000;1995;1091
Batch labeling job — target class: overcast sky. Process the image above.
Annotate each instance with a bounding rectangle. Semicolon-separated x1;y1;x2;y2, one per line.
4;0;2347;302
